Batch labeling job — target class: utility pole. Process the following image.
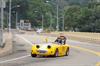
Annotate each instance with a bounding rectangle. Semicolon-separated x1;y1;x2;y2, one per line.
56;0;59;31
8;0;12;32
1;0;4;32
62;14;65;31
45;1;52;30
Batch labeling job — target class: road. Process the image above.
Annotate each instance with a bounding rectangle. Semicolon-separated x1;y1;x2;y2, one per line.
0;33;100;66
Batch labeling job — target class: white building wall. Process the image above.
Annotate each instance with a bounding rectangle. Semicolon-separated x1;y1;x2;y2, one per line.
17;20;31;30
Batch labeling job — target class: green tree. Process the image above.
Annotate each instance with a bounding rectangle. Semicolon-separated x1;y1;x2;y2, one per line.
64;5;81;31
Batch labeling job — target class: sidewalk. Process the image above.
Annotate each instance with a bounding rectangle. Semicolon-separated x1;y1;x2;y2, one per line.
0;32;13;57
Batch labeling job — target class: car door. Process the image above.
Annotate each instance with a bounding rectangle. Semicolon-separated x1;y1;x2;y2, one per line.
61;44;67;55
58;44;66;56
57;45;63;56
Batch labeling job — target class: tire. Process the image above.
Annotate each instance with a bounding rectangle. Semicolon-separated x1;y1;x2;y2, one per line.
65;47;69;56
31;52;37;57
54;49;59;57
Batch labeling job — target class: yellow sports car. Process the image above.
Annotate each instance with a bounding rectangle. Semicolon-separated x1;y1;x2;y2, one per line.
31;43;69;57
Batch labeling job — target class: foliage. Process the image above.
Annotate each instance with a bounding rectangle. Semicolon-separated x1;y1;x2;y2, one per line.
64;1;100;32
4;0;100;32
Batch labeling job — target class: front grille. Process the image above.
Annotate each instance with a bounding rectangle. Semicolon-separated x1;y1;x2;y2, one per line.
37;50;47;53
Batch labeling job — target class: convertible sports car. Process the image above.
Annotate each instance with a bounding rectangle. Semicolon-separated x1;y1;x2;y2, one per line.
31;43;69;57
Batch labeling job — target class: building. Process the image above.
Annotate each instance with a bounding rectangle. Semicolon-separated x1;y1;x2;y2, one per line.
17;20;32;30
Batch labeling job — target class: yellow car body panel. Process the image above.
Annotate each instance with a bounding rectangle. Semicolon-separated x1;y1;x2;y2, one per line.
31;43;69;57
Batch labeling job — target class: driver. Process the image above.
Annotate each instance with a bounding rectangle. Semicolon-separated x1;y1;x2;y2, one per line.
55;33;66;44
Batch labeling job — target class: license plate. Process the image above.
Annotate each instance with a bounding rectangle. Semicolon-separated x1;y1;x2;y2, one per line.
37;50;47;53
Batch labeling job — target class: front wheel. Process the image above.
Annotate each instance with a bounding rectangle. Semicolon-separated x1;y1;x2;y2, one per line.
65;47;69;56
31;52;37;57
54;49;59;57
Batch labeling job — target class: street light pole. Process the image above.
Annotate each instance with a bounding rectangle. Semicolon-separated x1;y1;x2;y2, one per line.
1;0;4;31
34;11;44;30
8;0;12;32
0;0;4;47
56;0;59;31
62;14;65;31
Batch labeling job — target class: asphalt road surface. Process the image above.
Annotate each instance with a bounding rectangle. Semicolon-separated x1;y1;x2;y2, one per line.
0;33;100;66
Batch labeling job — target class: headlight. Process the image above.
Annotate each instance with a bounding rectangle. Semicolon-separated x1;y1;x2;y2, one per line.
47;45;51;49
36;45;40;48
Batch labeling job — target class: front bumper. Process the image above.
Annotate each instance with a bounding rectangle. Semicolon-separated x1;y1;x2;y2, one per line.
31;50;55;56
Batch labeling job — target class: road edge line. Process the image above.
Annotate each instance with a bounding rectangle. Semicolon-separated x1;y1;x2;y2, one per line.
70;45;100;56
96;62;100;66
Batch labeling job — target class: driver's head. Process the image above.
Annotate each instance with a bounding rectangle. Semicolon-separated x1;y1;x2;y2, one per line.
59;33;63;36
59;33;65;39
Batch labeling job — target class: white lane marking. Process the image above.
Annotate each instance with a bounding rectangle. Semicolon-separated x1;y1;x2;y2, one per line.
96;62;100;66
0;55;30;64
0;35;33;64
70;45;100;56
16;34;33;46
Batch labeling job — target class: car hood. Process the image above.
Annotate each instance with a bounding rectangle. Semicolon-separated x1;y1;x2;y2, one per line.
34;43;59;50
